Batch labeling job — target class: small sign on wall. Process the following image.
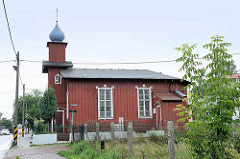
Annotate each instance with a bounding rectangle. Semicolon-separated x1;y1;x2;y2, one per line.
71;104;78;107
69;110;77;113
153;108;156;114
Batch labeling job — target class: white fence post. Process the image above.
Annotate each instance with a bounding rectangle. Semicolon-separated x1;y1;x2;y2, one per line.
84;124;87;140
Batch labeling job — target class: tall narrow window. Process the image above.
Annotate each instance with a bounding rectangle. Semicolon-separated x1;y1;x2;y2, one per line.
55;74;62;84
137;87;152;118
98;87;113;119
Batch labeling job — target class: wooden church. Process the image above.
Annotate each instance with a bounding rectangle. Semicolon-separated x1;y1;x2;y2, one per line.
42;21;188;138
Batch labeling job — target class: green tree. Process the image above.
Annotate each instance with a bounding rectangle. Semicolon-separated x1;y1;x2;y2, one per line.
226;59;237;74
39;87;57;124
0;118;13;132
175;36;240;158
17;89;42;129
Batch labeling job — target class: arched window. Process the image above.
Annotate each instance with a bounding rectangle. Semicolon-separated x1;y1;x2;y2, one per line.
55;74;62;84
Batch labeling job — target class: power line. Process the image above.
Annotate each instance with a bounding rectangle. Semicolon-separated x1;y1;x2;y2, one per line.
20;60;41;63
2;1;19;145
73;59;177;65
0;60;15;63
230;52;240;55
20;59;177;65
2;0;17;56
19;60;24;86
20;52;240;65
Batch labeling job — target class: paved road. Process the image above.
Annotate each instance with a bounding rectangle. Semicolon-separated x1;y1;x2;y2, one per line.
0;135;12;159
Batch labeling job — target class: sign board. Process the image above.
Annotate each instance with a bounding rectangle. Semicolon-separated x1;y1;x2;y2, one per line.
69;110;77;113
25;120;28;124
71;104;78;107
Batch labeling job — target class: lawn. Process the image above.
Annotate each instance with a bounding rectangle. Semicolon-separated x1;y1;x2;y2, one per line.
58;135;193;159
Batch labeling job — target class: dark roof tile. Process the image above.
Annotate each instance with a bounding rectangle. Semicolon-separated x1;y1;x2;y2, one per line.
60;68;180;80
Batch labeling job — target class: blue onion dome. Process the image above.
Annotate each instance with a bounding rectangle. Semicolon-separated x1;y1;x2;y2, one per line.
49;23;65;42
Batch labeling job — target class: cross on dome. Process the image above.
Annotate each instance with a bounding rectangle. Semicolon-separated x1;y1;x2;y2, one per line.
49;9;65;42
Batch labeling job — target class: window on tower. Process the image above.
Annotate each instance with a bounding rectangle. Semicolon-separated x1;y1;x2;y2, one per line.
55;74;62;84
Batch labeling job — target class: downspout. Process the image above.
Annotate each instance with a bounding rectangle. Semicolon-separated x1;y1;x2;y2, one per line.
66;83;69;120
160;105;162;130
155;101;162;130
169;80;173;93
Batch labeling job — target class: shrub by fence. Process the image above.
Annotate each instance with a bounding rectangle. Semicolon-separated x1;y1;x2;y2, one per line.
35;120;240;158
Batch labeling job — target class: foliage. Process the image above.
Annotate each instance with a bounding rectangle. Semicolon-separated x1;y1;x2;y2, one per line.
58;140;122;159
175;35;240;158
34;124;50;134
226;59;237;74
58;137;197;159
39;87;57;123
17;89;42;129
232;121;240;153
234;137;240;154
148;133;168;145
72;140;92;154
0;118;13;132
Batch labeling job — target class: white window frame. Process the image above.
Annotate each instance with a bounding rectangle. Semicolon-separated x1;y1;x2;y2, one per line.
55;74;62;84
136;85;153;118
97;85;114;119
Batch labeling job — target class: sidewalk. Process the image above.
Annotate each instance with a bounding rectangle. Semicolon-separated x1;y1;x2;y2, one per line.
4;133;68;159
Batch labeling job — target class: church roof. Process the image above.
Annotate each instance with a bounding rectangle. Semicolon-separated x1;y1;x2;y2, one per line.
42;60;73;73
60;68;181;80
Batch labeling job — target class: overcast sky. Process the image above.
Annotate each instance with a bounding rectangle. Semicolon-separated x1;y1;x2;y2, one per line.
0;0;240;119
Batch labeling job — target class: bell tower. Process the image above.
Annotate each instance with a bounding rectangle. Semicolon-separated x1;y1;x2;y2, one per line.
42;12;73;131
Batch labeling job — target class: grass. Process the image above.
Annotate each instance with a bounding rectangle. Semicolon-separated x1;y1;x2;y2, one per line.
58;135;192;159
58;134;240;159
30;143;68;147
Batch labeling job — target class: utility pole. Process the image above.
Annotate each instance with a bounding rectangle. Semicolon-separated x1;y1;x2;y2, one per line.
22;84;25;137
13;51;19;145
25;102;27;114
26;102;28;133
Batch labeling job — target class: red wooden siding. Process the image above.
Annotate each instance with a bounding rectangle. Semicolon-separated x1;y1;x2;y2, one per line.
161;102;186;130
67;79;188;130
48;42;67;63
48;68;67;108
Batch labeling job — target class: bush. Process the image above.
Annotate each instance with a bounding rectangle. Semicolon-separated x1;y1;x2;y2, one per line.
101;150;121;159
234;136;240;154
232;122;240;153
148;134;168;145
118;138;128;144
136;134;147;145
59;140;122;159
58;150;73;157
72;140;92;154
175;129;187;143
